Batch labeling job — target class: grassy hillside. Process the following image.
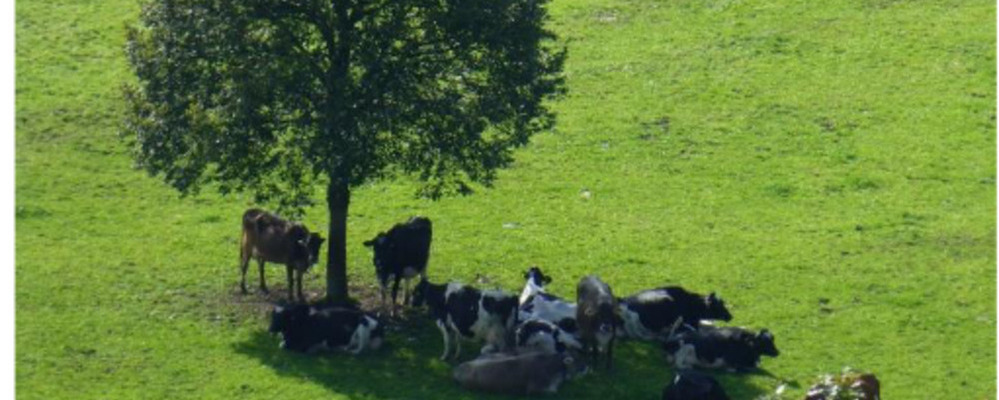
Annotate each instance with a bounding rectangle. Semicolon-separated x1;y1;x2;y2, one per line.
16;0;995;399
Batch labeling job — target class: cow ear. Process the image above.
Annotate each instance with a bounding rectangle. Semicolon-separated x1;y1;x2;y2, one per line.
707;292;718;303
543;275;552;284
363;239;374;247
523;270;531;279
759;329;773;340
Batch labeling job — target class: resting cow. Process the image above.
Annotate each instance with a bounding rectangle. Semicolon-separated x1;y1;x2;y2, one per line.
618;286;732;341
240;208;323;301
363;217;432;316
268;304;384;355
453;351;587;395
518;266;578;334
662;370;731;400
664;326;779;371
515;318;583;355
412;277;518;360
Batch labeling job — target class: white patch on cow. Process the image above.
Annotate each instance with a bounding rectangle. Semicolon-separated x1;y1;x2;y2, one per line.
634;290;673;303
519;278;546;305
520;294;576;325
401;267;420;278
673;343;698;369
345;319;372;355
437;319;452;360
617;304;650;340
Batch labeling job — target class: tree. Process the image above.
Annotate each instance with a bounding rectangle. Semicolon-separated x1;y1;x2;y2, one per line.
122;0;567;302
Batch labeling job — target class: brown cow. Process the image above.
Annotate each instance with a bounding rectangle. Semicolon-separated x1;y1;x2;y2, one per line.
239;208;323;301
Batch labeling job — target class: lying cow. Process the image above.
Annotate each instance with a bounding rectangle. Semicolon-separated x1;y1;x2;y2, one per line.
618;286;732;341
268;304;384;355
805;371;881;400
363;217;432;316
515;318;583;355
453;351;588;395
662;370;731;400
240;208;323;301
576;275;618;369
664;326;779;371
412;277;518;360
518;266;578;334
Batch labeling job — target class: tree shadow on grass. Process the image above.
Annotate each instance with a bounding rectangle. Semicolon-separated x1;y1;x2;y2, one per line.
234;314;775;400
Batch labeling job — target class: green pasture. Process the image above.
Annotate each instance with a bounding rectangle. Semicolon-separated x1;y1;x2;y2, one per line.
16;0;995;398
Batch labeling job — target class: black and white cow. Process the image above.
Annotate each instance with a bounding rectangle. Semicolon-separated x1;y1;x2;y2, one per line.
518;267;578;334
269;304;384;355
618;286;733;341
412;277;519;360
453;351;588;395
664;326;779;371
363;217;433;316
515;318;583;355
662;370;731;400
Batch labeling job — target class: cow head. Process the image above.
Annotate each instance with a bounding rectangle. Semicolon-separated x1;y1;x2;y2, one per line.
705;293;733;321
754;329;780;357
306;232;324;266
411;277;430;307
363;232;389;273
523;266;552;286
269;303;308;334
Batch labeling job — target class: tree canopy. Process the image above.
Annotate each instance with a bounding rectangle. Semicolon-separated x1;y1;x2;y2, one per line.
123;0;567;301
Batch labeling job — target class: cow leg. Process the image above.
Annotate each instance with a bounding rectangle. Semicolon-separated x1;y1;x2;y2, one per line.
295;268;305;302
239;254;250;294
258;259;268;293
402;278;411;308
390;275;402;317
606;337;614;370
285;265;295;301
436;320;451;360
451;325;463;360
379;282;388;315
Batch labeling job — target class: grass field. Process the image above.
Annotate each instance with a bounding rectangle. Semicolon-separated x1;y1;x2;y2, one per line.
15;0;996;398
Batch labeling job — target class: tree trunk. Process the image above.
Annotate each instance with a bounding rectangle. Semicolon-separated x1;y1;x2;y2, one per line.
325;175;350;303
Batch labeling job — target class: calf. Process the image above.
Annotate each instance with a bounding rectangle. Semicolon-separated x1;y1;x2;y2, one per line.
576;275;618;369
664;326;779;371
662;370;731;400
411;277;518;360
618;286;732;341
268;304;384;355
363;217;433;316
518;266;578;334
240;208;324;301
515;318;583;355
452;351;588;395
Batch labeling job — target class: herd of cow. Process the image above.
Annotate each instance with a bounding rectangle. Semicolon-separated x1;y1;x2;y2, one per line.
239;209;782;399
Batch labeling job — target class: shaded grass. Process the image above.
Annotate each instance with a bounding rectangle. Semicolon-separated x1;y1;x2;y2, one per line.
16;0;995;398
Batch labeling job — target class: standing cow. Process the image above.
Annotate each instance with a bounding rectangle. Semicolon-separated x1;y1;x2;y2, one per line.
411;277;519;360
363;217;432;316
240;208;323;301
576;275;619;369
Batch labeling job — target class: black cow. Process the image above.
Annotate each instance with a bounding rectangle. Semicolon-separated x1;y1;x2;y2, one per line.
452;351;588;395
664;326;779;371
618;286;732;341
576;275;618;369
363;217;432;316
662;370;731;400
412;277;519;360
269;304;384;355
